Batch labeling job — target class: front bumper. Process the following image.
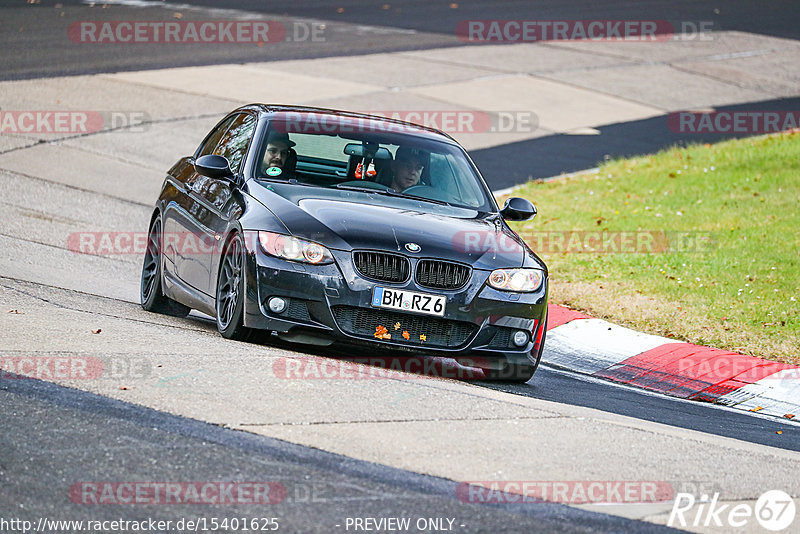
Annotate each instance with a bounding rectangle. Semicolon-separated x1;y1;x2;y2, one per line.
242;246;548;367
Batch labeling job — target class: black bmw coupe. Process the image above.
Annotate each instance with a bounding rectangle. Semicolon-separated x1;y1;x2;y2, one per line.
141;105;548;382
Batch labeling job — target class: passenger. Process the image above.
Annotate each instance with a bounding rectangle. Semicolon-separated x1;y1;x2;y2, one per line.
263;131;295;174
389;146;427;192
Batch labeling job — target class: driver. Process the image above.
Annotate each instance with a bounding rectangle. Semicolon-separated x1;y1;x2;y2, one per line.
389;146;426;192
263;131;295;175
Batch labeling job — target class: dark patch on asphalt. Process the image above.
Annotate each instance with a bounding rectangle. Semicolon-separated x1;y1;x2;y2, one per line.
473;96;800;190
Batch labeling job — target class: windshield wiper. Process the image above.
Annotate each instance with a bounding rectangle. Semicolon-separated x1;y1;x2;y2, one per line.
385;189;453;207
258;177;319;188
334;184;390;193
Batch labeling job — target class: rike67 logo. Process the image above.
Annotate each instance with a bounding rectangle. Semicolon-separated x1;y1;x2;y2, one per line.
669;490;796;531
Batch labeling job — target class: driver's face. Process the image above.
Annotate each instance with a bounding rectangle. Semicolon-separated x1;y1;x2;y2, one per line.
391;158;424;191
266;142;289;168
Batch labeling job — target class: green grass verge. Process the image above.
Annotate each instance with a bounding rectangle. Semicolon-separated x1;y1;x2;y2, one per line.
507;131;800;363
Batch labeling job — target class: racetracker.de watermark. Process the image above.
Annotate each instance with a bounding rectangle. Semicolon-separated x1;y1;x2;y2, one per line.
0;355;152;381
69;482;286;505
68;21;325;44
361;111;537;134
675;358;799;379
456;20;715;42
0;111;149;134
457;481;674;504
66;230;716;256
68;231;226;256
668;111;800;134
271;111;538;134
453;230;717;254
272;356;494;381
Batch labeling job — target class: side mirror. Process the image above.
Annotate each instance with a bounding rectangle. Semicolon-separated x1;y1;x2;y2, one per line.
500;197;537;221
195;154;233;180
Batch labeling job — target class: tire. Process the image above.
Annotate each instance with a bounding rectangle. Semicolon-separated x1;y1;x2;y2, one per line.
215;232;255;341
140;215;191;317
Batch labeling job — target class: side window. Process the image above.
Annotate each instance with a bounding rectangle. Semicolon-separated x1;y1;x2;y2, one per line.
196;116;236;158
215;114;257;173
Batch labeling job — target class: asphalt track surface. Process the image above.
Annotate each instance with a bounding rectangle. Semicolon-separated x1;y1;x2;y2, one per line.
2;1;799;532
193;0;800;41
288;342;800;452
4;0;799;80
2;375;682;533
4;0;799;184
2;315;797;531
499;367;800;452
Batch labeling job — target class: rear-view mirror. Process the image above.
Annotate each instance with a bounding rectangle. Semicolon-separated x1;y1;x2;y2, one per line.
344;143;392;160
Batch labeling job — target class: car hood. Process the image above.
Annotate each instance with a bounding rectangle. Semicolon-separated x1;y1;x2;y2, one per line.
246;181;528;269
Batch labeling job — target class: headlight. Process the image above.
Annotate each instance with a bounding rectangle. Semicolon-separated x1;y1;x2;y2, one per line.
258;231;333;264
488;268;544;292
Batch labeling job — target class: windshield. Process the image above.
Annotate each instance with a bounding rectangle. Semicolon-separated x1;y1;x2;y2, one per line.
252;113;496;212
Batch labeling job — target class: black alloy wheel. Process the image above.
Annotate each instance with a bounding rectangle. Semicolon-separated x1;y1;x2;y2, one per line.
140;216;190;317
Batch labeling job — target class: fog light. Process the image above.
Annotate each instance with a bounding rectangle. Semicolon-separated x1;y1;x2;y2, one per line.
512;330;529;347
268;297;287;314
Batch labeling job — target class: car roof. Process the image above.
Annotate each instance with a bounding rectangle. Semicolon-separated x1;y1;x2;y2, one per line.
234;104;460;145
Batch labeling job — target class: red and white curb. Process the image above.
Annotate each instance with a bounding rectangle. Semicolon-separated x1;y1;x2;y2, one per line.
543;304;800;420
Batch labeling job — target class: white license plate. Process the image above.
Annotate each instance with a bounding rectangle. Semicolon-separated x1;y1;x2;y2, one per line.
371;287;446;317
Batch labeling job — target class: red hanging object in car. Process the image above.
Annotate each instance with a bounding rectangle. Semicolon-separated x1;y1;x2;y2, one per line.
355;161;376;180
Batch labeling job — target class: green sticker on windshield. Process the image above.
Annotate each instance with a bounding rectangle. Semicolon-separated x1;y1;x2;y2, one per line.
265;166;282;177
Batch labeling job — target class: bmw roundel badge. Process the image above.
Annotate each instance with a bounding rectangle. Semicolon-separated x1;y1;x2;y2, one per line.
405;243;421;253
